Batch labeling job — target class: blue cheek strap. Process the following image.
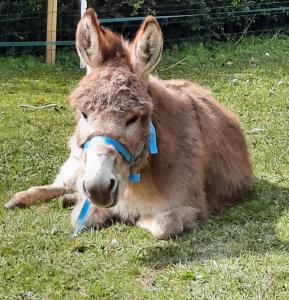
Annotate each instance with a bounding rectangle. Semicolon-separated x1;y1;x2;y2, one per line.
127;123;158;182
149;122;158;154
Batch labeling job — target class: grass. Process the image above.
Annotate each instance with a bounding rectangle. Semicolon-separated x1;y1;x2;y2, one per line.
0;36;289;299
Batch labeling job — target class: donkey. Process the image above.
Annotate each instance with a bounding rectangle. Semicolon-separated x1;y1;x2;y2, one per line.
5;8;252;239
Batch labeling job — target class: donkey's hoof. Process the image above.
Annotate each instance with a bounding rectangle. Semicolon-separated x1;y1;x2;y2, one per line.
4;191;31;209
71;203;112;230
4;201;13;209
4;198;25;209
62;193;80;208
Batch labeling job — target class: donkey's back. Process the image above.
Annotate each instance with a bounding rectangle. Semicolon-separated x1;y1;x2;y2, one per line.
148;77;252;215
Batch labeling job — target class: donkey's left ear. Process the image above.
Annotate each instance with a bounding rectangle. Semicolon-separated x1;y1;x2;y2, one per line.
130;16;163;78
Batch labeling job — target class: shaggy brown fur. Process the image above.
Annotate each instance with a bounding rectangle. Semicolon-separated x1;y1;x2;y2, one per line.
6;9;252;239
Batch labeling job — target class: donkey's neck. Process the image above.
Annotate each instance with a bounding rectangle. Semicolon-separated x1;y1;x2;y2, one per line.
138;76;189;195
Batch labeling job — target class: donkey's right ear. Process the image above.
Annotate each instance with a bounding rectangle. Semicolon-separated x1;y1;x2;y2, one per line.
76;8;103;69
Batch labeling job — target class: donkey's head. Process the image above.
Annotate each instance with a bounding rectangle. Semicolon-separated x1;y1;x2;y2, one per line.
69;8;163;207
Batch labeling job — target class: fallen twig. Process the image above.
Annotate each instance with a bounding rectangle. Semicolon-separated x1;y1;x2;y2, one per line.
249;128;266;134
234;15;256;47
271;29;281;40
19;104;59;110
160;57;187;71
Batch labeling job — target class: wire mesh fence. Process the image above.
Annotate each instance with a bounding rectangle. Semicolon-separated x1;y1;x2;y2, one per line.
0;0;289;56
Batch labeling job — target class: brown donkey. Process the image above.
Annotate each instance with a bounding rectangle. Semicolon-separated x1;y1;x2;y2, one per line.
5;9;252;239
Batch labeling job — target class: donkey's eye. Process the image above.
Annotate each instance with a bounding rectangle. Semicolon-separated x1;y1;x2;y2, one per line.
81;112;88;119
126;115;139;127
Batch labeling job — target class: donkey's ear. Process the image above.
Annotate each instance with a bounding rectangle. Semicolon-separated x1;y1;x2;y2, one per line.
130;16;163;77
76;8;103;69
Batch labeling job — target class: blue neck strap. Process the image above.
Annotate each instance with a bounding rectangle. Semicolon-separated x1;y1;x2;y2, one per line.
83;121;158;183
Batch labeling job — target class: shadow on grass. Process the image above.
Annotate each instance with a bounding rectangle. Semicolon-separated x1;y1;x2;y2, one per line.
140;179;289;269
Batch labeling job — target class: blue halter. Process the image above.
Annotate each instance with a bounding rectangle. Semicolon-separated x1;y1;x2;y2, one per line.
73;121;158;237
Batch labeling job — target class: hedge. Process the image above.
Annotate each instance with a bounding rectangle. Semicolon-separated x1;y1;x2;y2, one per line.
0;0;288;54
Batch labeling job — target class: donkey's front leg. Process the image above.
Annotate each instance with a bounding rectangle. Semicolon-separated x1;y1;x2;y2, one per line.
137;206;198;239
5;185;66;209
5;147;82;209
71;202;113;230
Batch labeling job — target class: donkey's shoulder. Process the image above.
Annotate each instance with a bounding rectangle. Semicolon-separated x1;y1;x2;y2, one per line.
161;78;211;98
159;77;238;121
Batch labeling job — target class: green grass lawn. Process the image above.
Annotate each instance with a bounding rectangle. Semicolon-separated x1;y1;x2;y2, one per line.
0;37;289;299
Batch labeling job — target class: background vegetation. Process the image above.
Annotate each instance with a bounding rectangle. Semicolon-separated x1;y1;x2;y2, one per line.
0;36;289;298
1;0;289;55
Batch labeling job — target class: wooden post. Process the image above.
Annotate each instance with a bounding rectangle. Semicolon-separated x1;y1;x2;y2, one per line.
46;0;58;64
80;0;87;68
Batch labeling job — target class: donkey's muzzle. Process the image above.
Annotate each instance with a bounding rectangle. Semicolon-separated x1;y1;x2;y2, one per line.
83;174;118;208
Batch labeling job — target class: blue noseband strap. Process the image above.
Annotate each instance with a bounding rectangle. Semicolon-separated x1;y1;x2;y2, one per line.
83;121;158;183
83;136;135;163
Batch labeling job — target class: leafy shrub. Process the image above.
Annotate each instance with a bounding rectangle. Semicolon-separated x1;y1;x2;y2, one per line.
0;0;288;54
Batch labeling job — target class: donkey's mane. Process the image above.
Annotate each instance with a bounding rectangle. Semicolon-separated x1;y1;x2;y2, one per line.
69;66;153;114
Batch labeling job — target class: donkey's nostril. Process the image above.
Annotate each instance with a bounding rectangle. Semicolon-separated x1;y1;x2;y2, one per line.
83;181;88;193
109;178;116;192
